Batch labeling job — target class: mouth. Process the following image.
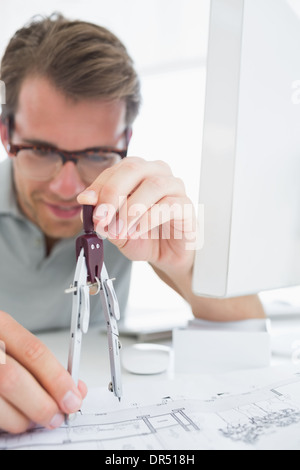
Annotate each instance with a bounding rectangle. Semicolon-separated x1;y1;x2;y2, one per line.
44;202;82;219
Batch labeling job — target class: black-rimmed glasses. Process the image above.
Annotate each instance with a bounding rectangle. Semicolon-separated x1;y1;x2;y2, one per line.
5;116;130;184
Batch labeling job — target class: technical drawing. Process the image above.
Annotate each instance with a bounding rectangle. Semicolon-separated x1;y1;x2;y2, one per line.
218;402;300;446
209;375;300;449
1;373;300;449
0;402;202;450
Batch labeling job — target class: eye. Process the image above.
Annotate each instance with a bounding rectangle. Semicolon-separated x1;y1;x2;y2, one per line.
84;153;113;163
31;148;53;158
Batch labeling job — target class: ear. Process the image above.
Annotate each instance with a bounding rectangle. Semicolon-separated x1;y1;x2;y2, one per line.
0;118;8;149
126;127;133;147
0;118;12;158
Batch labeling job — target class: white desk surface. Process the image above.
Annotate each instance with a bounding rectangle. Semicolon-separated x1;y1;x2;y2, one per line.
35;315;300;392
37;326;173;390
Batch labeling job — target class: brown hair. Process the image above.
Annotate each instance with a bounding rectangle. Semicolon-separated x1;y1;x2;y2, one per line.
0;13;141;125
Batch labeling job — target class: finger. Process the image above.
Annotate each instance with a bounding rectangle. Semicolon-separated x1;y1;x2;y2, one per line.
0;312;83;415
0;355;64;430
78;158;173;226
0;395;31;435
112;176;186;238
127;195;195;241
78;380;88;400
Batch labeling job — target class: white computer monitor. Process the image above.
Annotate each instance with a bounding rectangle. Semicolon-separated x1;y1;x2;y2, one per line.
192;0;300;298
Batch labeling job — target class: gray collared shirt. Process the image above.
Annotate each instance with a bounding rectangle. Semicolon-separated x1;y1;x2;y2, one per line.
0;158;132;333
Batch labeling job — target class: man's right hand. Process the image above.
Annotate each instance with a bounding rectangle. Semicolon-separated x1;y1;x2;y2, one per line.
0;311;87;434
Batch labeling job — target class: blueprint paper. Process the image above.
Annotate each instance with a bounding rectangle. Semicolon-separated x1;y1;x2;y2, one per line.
1;368;300;450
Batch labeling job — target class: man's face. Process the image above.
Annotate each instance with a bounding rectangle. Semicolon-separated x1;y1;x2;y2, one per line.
8;76;127;241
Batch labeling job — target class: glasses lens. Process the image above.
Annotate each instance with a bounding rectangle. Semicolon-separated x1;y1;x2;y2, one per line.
15;148;61;181
78;151;122;183
14;148;123;183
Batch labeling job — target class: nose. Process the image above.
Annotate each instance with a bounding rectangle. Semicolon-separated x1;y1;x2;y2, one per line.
48;161;86;199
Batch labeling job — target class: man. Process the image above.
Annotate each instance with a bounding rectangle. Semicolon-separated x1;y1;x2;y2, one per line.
0;14;265;434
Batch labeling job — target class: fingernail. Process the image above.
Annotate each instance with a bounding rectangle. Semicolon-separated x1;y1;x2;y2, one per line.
49;413;65;430
108;218;124;237
78;189;98;204
62;390;82;413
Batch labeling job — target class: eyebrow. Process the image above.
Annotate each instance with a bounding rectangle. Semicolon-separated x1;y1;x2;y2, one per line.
17;128;129;150
22;137;58;147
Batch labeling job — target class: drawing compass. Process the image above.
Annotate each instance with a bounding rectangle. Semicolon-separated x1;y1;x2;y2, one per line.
65;205;122;419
